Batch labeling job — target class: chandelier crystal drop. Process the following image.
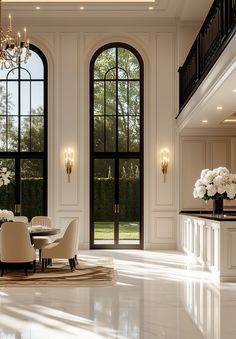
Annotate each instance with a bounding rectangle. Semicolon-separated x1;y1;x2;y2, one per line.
0;0;31;70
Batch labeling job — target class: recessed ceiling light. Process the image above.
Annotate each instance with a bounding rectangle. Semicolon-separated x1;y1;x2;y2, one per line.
233;89;236;93
35;6;40;10
202;120;208;123
80;6;85;10
223;119;236;123
148;6;154;10
217;106;223;110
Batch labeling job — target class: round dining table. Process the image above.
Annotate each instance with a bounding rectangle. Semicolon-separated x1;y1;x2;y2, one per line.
29;227;61;244
29;227;61;237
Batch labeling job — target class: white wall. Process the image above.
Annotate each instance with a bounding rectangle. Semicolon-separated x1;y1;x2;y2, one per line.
21;23;179;250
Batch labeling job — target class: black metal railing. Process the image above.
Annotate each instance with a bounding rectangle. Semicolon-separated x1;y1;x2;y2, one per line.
177;0;236;117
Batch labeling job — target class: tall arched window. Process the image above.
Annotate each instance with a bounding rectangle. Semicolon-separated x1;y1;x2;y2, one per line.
90;43;143;249
0;45;48;219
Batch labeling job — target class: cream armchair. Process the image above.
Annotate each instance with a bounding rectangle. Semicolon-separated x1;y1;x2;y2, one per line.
31;216;52;262
41;220;78;272
0;222;36;276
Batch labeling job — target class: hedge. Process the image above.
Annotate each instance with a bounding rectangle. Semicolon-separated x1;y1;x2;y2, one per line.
0;178;43;220
94;178;140;221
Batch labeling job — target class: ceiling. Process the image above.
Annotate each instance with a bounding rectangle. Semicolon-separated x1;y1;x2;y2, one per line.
183;67;236;129
1;0;213;23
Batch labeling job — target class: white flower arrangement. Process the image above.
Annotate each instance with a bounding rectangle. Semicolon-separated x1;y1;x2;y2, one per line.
0;209;14;222
193;167;236;200
0;167;11;187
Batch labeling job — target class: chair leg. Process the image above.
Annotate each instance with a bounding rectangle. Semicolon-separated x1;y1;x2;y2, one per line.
73;258;76;268
1;269;4;277
42;258;45;272
33;260;36;273
25;267;28;276
69;258;74;272
39;249;42;262
74;254;78;265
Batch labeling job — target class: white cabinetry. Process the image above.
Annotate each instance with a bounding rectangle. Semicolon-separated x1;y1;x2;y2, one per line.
180;137;231;210
180;214;236;281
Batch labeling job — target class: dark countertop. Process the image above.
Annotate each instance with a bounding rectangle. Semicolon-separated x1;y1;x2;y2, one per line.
180;210;236;221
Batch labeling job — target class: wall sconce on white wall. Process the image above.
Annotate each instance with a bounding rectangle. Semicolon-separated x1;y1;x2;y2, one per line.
65;148;74;183
161;148;169;183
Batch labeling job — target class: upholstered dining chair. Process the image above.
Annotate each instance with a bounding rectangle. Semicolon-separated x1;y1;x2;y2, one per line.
41;219;78;272
0;222;36;276
31;216;52;262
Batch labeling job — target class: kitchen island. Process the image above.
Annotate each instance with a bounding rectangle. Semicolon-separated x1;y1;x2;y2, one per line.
179;211;236;282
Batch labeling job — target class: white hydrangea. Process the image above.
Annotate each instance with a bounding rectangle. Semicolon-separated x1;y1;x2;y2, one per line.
0;166;11;187
206;184;217;197
193;167;236;200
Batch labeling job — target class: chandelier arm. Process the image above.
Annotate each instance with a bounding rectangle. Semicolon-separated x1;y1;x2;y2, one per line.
0;0;31;70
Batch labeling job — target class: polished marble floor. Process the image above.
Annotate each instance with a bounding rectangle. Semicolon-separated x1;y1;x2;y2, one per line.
0;250;236;339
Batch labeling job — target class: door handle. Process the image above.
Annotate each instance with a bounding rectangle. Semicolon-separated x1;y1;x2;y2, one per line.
15;204;21;215
114;204;119;214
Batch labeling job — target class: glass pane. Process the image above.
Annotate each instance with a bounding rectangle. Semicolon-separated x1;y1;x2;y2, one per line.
94;159;115;244
105;116;116;152
105;68;116;79
21;159;44;220
31;82;44;115
94;48;116;79
7;116;18;151
7;81;18;115
0;82;7;115
0;67;16;79
118;68;128;79
0;116;6;151
118;116;128;152
20;68;31;80
31;116;44;152
129;81;140;115
20;116;30;152
94;116;104;152
105;81;116;115
129;117;140;152
118;48;140;79
7;68;19;80
20;50;44;79
21;82;31;115
119;159;140;244
94;81;104;115
0;158;15;213
118;81;128;115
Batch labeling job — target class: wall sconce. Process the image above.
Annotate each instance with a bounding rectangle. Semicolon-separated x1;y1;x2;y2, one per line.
65;148;74;183
161;149;169;183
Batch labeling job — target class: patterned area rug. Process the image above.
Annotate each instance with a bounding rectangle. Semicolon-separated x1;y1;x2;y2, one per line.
0;256;116;287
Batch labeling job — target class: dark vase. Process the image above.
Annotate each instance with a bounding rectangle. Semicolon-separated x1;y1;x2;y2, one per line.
212;198;224;217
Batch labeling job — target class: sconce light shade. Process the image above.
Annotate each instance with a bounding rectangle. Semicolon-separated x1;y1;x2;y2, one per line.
161;149;169;183
65;148;74;182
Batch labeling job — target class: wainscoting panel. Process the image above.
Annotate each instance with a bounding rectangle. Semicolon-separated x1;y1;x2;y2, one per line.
150;212;177;249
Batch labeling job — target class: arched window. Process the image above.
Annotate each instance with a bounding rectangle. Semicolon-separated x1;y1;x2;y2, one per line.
0;45;48;219
90;43;143;249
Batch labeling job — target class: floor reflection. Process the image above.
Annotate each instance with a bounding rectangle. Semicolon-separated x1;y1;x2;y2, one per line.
0;250;236;338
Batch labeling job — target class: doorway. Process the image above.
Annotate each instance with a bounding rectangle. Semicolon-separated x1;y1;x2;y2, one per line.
90;43;143;249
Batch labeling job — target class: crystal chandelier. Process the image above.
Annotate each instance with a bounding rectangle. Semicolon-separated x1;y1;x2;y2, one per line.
0;0;31;70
